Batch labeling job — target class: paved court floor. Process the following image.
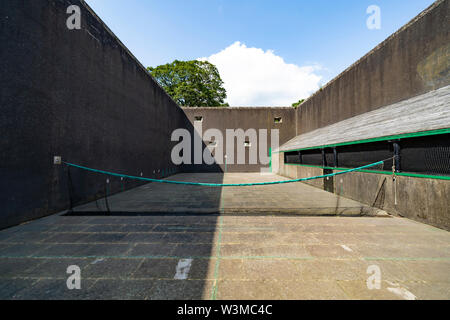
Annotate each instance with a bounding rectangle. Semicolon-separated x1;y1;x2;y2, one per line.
0;173;449;300
74;173;378;215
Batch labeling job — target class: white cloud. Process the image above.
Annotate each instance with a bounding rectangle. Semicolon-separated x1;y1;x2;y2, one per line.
199;41;322;106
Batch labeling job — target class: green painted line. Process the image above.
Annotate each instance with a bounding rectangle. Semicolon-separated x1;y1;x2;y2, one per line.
364;257;450;261
4;255;449;262
284;163;450;181
225;227;274;230
395;172;450;181
1;254;311;260
269;147;272;173
64;160;386;186
167;226;274;231
211;215;224;300
220;188;225;215
284;163;381;171
276;128;450;153
222;256;313;260
211;182;226;299
1;255;213;260
163;227;218;230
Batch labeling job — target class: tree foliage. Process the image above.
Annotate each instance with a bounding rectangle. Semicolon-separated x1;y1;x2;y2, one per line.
148;60;228;107
292;99;305;108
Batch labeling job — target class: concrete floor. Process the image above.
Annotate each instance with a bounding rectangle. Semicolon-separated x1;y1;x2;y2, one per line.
0;173;449;300
75;173;377;215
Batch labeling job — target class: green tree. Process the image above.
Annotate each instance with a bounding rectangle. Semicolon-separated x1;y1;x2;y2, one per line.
292;99;305;108
148;60;228;107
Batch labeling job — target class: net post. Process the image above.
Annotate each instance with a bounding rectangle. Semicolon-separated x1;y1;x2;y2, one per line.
391;156;398;206
393;141;401;173
333;147;338;168
321;149;326;167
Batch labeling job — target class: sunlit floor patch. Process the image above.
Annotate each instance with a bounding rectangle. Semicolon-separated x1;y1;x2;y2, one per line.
0;213;449;300
0;174;449;299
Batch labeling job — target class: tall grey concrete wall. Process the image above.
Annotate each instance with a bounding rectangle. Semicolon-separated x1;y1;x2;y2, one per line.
182;107;296;172
0;0;199;229
295;0;449;135
277;155;450;231
275;0;450;230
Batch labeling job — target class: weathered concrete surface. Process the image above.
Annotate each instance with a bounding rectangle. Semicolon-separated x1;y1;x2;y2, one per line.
294;0;449;135
182;107;296;172
3;0;448;235
76;174;225;214
279;85;450;152
277;153;450;231
73;173;375;216
220;174;377;215
0;211;448;300
333;170;450;231
0;0;205;229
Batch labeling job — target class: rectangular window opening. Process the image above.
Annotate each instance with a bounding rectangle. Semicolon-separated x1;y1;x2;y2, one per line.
283;133;450;177
194;116;203;122
274;117;282;124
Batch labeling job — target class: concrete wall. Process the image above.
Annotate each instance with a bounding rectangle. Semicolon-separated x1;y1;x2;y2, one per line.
1;0;448;230
0;0;200;229
277;154;450;231
182;107;296;172
275;0;450;230
294;0;449;135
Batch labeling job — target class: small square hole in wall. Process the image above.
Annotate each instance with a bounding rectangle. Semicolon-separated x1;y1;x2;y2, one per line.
274;117;282;124
244;141;251;147
195;116;203;122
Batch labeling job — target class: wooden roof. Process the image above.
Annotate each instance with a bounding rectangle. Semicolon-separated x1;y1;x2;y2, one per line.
277;85;450;152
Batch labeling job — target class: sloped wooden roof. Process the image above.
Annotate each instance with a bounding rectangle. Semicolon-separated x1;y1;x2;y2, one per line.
277;85;450;152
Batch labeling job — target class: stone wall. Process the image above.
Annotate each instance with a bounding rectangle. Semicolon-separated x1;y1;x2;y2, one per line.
182;107;296;172
275;0;450;230
277;154;450;230
294;0;449;135
0;0;201;229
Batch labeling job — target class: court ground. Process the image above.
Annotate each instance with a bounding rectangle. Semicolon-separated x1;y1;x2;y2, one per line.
0;173;449;300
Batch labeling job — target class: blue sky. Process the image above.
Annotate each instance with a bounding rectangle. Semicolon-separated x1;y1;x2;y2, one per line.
86;0;435;106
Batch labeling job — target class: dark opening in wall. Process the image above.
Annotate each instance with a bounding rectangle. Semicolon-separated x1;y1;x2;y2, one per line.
302;150;323;166
284;151;301;164
324;148;335;167
274;117;282;124
338;141;393;171
283;133;450;177
401;134;450;175
195;116;203;122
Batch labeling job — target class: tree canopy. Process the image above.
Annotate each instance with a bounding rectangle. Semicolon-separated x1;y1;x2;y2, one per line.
148;60;228;107
291;99;305;108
